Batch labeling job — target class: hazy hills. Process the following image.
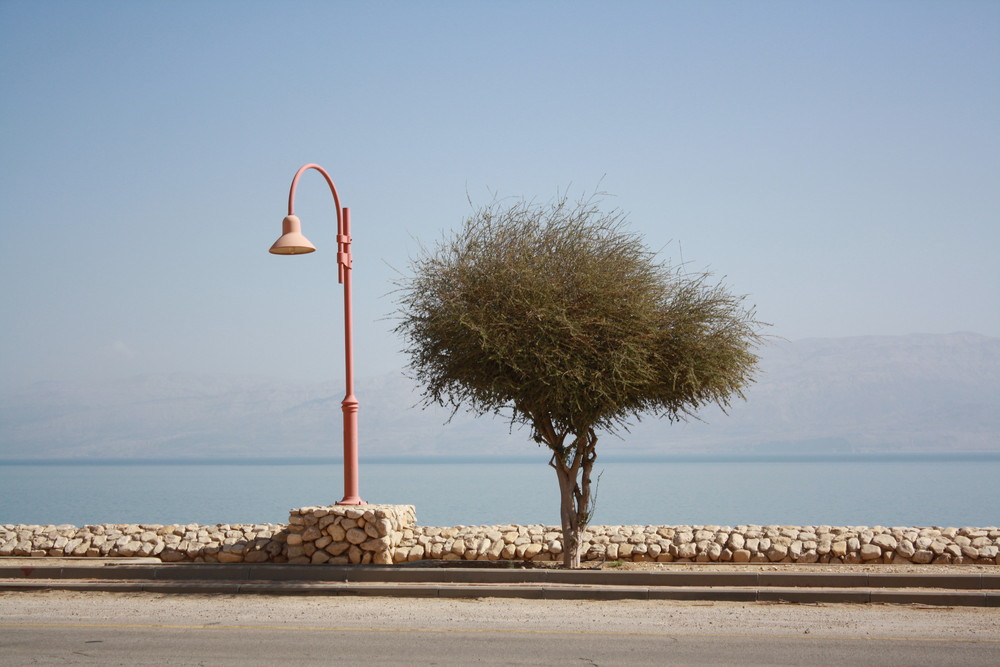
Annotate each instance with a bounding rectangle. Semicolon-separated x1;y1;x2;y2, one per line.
1;333;996;460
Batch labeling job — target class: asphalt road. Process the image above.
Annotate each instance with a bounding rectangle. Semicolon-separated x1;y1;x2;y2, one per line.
2;592;999;665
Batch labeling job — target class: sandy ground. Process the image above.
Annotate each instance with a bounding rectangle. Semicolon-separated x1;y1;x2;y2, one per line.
2;590;999;642
589;561;1000;574
3;556;999;575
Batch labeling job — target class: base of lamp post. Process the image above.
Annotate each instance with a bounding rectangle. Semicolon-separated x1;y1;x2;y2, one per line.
339;395;363;505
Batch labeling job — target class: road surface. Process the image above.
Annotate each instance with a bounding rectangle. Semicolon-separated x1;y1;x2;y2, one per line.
2;591;998;665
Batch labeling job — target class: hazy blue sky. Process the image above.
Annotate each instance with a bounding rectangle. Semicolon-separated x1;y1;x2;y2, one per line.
2;0;998;388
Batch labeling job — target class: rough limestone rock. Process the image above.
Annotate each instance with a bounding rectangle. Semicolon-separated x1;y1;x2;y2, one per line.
860;544;882;561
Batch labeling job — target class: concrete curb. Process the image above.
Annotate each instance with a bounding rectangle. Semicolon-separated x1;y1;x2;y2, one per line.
2;563;998;588
0;579;997;606
1;563;998;606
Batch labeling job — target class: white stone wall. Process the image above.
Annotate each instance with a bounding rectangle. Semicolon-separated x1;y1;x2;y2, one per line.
0;522;285;562
395;524;1000;565
2;520;998;565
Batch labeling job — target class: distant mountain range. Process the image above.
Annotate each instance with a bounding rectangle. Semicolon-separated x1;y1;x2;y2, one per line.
1;333;997;460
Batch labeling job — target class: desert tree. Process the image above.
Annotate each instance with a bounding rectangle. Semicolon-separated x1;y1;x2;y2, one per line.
394;194;765;568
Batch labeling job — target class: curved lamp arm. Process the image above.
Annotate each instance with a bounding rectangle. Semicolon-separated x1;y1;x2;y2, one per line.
274;163;352;285
288;163;342;217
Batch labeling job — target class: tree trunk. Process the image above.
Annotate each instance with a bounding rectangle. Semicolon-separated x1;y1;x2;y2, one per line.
549;429;597;569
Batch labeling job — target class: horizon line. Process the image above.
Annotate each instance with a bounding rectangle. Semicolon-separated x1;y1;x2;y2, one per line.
2;452;999;466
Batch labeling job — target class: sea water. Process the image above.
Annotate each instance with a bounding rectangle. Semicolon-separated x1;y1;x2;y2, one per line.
1;456;997;528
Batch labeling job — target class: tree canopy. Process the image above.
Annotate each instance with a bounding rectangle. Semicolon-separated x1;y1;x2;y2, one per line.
395;194;765;567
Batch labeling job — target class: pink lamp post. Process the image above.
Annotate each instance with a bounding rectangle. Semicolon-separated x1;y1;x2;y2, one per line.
269;163;365;505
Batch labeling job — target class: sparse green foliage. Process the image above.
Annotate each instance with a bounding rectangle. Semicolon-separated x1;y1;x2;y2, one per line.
395;194;765;568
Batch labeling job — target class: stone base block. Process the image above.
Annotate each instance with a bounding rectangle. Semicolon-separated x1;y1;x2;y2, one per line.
288;505;416;565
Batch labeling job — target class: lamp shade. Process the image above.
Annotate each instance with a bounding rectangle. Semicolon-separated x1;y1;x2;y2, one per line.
269;215;316;255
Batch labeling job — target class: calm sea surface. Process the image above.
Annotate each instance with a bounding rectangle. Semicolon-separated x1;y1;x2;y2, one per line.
1;457;998;528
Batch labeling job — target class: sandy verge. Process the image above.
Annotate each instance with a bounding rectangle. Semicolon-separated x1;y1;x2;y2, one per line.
2;556;999;575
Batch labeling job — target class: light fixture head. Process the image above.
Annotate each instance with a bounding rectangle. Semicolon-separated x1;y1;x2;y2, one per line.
269;215;316;255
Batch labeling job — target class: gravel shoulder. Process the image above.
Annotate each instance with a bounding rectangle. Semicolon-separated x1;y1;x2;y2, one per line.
590;560;1000;574
3;556;999;575
2;590;999;642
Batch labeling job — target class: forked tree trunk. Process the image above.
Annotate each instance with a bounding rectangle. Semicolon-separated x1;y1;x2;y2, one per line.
548;429;597;569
